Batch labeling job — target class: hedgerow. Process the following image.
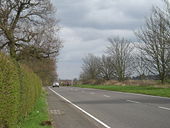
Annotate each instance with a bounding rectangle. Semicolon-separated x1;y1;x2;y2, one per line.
0;53;42;128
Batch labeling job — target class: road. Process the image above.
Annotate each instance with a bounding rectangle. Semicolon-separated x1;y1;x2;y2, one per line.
48;86;170;128
46;87;98;128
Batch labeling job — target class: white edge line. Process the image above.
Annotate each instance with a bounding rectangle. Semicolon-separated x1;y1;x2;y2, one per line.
127;100;140;104
159;106;170;111
104;95;111;98
48;87;111;128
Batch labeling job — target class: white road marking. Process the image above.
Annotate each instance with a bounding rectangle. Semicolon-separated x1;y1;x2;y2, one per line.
159;106;170;111
127;100;140;104
50;110;64;115
49;87;111;128
90;92;95;95
104;95;111;98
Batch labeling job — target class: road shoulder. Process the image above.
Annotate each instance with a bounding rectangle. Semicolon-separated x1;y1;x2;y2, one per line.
46;87;100;128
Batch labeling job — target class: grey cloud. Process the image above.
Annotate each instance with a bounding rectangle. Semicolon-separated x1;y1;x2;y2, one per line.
73;27;135;41
53;0;159;30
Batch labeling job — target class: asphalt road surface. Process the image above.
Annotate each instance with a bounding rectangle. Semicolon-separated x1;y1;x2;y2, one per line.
48;86;170;128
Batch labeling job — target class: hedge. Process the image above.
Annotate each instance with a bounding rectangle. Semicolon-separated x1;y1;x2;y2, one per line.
0;53;42;128
19;65;42;118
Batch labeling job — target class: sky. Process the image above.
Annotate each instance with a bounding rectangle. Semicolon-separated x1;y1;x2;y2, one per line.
52;0;161;80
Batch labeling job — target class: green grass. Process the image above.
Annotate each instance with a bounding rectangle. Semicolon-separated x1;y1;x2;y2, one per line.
74;85;170;98
18;92;51;128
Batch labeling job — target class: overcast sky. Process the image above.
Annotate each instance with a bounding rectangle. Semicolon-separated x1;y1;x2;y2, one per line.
52;0;161;80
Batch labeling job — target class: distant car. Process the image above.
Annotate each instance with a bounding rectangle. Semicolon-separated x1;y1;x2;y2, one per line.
52;82;60;87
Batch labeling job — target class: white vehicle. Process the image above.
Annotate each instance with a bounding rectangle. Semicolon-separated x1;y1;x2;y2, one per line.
52;82;60;87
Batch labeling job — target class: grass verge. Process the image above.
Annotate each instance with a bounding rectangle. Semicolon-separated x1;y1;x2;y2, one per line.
18;91;51;128
74;85;170;98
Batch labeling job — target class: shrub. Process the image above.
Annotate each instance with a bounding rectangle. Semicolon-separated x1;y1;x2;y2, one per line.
0;53;42;128
19;64;42;118
0;53;20;128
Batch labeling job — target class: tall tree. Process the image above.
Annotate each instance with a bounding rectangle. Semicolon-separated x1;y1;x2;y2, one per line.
133;51;150;79
97;55;115;80
0;0;61;59
80;54;100;81
136;0;170;83
107;37;134;81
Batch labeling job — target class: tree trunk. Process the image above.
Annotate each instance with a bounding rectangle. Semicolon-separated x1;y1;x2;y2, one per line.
161;78;165;84
9;42;16;59
160;73;165;84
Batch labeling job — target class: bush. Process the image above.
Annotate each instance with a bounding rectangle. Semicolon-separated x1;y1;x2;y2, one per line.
19;65;42;118
0;53;42;128
0;53;20;128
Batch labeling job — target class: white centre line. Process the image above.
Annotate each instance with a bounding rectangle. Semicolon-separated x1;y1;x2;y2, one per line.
90;92;95;95
48;87;111;128
104;95;111;98
159;106;170;111
127;100;140;104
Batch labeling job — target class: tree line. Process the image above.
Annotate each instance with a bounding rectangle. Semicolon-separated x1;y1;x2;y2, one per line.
80;0;170;84
0;0;62;85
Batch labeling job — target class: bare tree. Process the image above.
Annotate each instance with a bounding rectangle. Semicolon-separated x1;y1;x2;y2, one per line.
133;51;150;79
135;0;170;83
0;0;61;59
17;18;62;60
106;37;134;81
32;17;62;58
80;54;100;81
97;55;115;80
